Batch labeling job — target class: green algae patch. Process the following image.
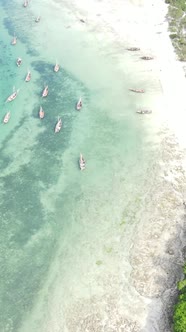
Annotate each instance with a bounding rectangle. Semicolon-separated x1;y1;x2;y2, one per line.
96;260;103;266
104;246;113;253
120;219;126;226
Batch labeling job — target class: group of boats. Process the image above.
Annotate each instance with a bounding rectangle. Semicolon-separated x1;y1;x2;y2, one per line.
37;85;62;133
128;86;152;114
126;46;154;60
23;0;40;23
3;1;87;169
127;46;154;115
127;47;154;60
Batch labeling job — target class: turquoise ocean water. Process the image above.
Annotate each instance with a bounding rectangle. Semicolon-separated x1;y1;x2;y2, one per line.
0;0;180;331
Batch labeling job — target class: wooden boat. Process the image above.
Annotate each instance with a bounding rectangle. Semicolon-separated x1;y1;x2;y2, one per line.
39;106;45;119
129;88;145;93
23;0;28;7
42;85;48;97
6;89;19;102
79;154;86;170
136;110;152;114
16;58;22;67
25;70;31;82
127;47;140;51
54;61;60;72
35;16;41;23
141;56;154;60
54;117;62;133
76;97;82;111
3;112;11;124
11;35;17;45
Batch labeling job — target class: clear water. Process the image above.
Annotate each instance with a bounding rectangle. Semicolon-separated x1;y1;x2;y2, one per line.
0;1;185;331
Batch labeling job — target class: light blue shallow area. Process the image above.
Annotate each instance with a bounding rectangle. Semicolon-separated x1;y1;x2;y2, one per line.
0;0;164;331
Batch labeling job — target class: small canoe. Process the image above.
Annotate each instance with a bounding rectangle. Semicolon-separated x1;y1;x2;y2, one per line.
79;153;86;170
3;112;11;124
129;89;145;93
54;63;60;72
6;89;19;102
11;36;17;45
35;16;41;23
42;86;48;97
127;47;140;51
141;56;154;60
23;0;28;7
16;58;22;67
25;71;31;82
76;97;82;111
136;110;152;114
54;117;62;133
39;106;45;119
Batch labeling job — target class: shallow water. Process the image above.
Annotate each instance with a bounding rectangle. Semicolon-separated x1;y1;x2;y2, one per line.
0;1;185;331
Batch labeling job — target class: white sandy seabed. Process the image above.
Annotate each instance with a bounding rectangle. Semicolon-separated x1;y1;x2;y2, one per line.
59;0;186;331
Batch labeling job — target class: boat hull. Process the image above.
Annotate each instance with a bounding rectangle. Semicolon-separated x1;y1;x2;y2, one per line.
54;65;59;72
3;112;11;123
7;92;17;102
25;72;31;82
55;119;62;133
42;86;48;97
129;89;145;93
39;107;44;119
136;110;152;114
79;154;86;170
76;98;82;111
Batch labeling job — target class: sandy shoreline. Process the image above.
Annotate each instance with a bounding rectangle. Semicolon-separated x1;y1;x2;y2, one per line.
67;0;186;330
125;1;186;331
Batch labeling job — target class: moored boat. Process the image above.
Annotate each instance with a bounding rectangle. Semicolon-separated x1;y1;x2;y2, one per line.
6;89;19;102
39;106;45;119
42;85;48;97
76;97;82;111
23;0;28;7
11;35;17;45
129;88;145;93
25;70;31;82
35;16;41;23
3;112;11;124
54;62;60;72
54;117;62;133
141;56;154;60
79;154;86;170
16;57;22;67
136;110;152;114
127;47;140;51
